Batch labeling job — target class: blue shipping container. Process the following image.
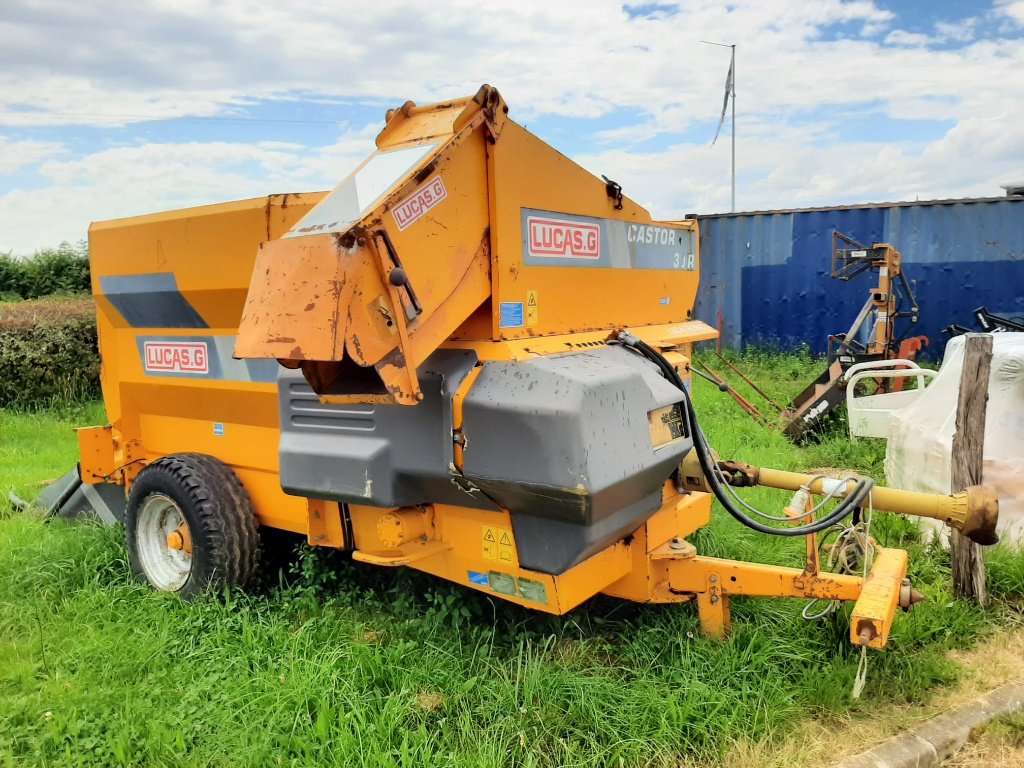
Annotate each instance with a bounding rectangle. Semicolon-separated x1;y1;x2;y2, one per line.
694;196;1024;358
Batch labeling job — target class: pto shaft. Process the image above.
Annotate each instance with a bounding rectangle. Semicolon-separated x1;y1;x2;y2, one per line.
751;466;998;545
678;451;999;545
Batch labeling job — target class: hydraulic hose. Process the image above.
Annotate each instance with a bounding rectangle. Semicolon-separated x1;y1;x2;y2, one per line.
616;332;873;537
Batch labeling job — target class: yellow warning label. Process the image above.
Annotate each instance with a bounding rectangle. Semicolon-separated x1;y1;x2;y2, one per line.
526;290;538;326
482;525;516;564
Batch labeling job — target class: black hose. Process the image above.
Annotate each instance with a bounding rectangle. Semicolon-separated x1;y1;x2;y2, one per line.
617;332;871;537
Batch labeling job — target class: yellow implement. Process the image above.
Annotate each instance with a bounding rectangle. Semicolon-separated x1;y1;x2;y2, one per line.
76;85;997;645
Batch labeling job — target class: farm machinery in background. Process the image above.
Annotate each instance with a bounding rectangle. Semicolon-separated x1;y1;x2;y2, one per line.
945;306;1024;337
697;232;928;440
42;86;999;655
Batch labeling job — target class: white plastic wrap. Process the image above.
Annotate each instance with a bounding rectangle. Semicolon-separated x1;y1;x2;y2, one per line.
885;333;1024;545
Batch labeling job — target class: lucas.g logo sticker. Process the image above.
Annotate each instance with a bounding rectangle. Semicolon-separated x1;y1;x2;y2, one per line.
392;176;447;231
143;341;209;374
526;215;600;259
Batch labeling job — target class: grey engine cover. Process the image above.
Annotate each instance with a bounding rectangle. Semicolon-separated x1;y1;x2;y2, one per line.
278;345;691;576
278;350;497;511
461;345;691;574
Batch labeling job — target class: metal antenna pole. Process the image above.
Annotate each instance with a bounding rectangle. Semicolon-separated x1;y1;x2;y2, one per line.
730;44;736;212
702;39;737;212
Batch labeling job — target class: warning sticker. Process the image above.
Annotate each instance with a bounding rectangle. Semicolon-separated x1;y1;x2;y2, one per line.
499;301;524;329
647;403;686;447
482;524;516;564
526;290;538;326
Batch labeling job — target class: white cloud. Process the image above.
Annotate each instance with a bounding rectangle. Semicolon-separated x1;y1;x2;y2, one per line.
576;97;1024;218
885;29;934;47
996;0;1024;25
0;137;64;173
1;0;1001;129
934;19;978;42
0;0;1022;252
0;128;378;252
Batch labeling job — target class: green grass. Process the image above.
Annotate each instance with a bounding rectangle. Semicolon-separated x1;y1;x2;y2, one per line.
1;350;1022;767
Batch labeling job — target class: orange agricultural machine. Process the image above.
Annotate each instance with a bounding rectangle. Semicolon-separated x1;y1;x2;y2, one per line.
55;86;997;649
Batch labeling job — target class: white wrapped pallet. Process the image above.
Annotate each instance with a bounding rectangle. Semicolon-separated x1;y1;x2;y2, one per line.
885;333;1024;544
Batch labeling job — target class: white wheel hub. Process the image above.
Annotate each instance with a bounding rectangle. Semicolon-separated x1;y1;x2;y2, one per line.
135;493;193;591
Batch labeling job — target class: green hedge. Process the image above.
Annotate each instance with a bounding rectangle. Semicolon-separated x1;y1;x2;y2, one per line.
0;299;100;410
0;242;91;300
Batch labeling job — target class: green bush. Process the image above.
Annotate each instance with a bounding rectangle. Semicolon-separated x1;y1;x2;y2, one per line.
0;241;90;299
0;299;100;409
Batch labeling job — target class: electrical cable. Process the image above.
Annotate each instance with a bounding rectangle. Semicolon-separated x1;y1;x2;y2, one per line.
716;472;857;523
852;491;875;700
615;332;873;537
802;517;877;621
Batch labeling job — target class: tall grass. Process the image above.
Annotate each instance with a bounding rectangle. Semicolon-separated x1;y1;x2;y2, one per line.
1;349;1022;767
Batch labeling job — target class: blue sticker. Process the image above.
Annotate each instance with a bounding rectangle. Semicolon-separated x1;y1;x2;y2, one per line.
499;302;524;329
659;297;670;305
213;422;224;437
467;570;489;587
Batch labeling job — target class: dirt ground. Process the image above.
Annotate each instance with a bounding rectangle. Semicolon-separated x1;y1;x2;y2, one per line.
942;706;1024;766
701;625;1024;768
943;740;1024;767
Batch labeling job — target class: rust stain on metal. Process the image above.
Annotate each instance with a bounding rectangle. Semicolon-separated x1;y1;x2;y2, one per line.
349;331;363;360
380;346;406;369
340;306;355;361
328;276;346;361
414;160;439;185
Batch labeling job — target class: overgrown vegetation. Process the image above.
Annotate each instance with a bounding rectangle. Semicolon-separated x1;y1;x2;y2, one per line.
0;297;100;410
1;350;1022;767
0;241;98;410
0;241;90;301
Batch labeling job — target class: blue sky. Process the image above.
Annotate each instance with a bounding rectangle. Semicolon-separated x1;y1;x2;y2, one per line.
1;0;1022;253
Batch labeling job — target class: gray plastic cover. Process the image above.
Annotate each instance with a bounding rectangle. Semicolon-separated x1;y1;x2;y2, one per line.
461;345;691;574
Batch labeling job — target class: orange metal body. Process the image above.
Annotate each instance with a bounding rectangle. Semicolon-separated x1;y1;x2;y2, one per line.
81;86;927;647
88;193;327;534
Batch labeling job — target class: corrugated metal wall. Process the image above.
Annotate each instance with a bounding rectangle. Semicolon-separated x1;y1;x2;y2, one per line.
694;197;1024;358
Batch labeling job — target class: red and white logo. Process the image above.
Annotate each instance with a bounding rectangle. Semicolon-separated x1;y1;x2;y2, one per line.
143;341;209;374
527;216;601;259
392;176;447;231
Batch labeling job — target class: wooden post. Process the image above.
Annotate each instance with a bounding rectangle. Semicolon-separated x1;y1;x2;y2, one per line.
950;333;992;604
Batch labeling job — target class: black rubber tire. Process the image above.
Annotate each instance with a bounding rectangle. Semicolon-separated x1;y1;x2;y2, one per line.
125;453;260;600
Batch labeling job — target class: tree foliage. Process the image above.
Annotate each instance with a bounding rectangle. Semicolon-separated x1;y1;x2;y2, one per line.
0;241;91;300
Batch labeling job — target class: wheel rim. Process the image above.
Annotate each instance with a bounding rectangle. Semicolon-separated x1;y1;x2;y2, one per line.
135;493;193;591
